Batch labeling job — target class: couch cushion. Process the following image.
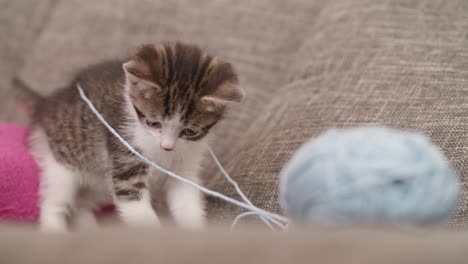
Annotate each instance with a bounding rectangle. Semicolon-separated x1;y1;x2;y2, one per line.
17;0;326;160
209;0;468;226
0;0;56;123
16;0;468;227
16;0;328;223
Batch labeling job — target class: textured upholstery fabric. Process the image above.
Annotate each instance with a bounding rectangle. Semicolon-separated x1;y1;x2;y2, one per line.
16;0;326;163
0;0;55;123
15;0;327;221
206;0;468;225
8;0;468;227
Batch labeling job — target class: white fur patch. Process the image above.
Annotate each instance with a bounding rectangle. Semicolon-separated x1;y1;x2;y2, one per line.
121;94;208;229
160;116;182;150
116;190;160;226
167;178;206;229
30;128;79;232
72;208;98;230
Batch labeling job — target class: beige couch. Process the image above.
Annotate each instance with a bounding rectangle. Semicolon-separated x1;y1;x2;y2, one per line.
1;0;468;262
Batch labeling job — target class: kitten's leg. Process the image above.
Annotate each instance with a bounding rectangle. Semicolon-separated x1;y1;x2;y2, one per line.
113;160;160;226
72;208;98;229
31;128;78;232
166;175;206;229
72;190;99;229
39;157;78;232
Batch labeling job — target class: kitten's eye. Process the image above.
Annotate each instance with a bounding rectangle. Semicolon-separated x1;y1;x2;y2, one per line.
146;120;162;129
181;128;197;137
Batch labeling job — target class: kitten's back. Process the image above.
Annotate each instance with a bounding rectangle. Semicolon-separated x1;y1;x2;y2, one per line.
32;60;127;169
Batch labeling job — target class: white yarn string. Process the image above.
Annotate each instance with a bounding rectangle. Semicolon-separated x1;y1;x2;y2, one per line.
231;211;287;231
231;212;260;230
206;146;286;230
77;84;289;228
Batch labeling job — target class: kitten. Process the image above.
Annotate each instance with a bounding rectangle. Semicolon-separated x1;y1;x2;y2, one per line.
25;42;245;231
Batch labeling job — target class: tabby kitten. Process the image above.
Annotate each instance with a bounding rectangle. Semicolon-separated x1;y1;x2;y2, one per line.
28;42;244;231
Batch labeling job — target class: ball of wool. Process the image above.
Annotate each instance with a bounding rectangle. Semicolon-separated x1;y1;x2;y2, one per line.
279;127;460;225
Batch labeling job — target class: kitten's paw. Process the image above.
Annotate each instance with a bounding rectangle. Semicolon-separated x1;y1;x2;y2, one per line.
117;194;161;227
167;183;206;230
121;209;161;227
39;217;69;233
72;209;99;230
171;204;206;230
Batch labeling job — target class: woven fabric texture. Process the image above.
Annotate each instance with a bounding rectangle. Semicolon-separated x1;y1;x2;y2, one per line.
9;0;468;226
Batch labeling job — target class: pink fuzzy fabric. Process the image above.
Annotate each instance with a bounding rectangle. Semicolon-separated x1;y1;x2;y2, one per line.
0;123;115;223
0;124;39;222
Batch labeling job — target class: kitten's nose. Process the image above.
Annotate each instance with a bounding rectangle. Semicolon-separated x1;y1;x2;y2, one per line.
160;125;178;151
160;137;176;151
161;145;173;151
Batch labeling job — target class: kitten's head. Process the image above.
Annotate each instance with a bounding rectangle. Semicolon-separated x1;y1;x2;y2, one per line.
123;42;245;151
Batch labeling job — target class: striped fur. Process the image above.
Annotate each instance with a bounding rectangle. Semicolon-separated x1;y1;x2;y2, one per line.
125;42;243;141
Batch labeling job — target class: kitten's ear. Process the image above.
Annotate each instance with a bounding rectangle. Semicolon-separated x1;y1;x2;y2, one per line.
202;82;246;106
123;60;161;94
201;58;245;106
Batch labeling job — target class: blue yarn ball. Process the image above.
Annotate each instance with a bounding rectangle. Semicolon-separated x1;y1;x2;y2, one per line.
280;127;460;225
